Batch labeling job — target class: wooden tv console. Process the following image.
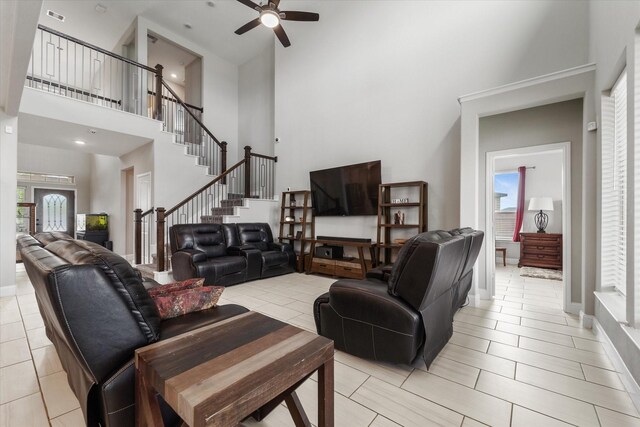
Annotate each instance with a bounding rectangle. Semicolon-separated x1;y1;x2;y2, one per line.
305;238;376;279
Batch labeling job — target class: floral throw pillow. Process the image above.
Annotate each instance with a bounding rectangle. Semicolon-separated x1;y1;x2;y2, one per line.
147;278;205;298
151;286;224;320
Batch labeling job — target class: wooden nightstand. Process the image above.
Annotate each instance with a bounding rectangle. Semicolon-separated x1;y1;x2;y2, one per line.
518;233;562;270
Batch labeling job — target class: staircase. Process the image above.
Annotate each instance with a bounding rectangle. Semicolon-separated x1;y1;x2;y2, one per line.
22;24;279;278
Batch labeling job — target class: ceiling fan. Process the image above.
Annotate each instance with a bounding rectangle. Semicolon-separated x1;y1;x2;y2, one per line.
234;0;319;48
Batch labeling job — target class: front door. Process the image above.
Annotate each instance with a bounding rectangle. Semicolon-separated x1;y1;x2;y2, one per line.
34;188;76;237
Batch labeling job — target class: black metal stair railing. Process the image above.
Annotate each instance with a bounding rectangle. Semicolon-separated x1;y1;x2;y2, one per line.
136;147;277;272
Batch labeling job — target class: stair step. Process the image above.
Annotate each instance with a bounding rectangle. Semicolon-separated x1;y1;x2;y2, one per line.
201;215;224;224
226;193;244;200
211;207;234;215
221;199;245;208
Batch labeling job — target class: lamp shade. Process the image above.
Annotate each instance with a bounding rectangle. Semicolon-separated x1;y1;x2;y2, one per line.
528;197;554;211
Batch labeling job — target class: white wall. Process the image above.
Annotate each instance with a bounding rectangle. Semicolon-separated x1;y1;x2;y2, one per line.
185;57;202;108
136;16;239;163
238;44;275;158
89;154;122;252
0;112;18;296
274;0;589;241
17;143;92;214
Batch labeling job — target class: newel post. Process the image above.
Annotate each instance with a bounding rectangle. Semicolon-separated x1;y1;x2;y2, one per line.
156;207;166;271
244;145;252;198
153;64;164;121
134;209;142;265
221;141;228;184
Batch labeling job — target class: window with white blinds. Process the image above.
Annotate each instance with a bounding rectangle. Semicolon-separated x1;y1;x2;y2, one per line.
601;70;627;295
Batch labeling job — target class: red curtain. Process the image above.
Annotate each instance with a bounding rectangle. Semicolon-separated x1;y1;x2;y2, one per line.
513;166;526;242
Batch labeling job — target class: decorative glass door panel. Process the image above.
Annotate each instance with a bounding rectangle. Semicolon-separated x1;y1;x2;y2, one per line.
34;188;75;236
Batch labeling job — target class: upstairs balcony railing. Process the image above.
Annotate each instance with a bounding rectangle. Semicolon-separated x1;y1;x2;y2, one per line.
26;24;227;176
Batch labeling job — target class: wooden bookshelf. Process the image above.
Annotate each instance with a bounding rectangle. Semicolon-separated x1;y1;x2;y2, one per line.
278;190;315;271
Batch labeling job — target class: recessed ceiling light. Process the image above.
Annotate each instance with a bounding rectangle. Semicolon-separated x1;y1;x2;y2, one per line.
184;23;193;29
88;129;97;134
74;140;86;145
171;73;178;79
95;4;107;14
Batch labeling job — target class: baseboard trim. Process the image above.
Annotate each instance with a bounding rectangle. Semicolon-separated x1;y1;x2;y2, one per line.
0;286;17;297
593;318;640;413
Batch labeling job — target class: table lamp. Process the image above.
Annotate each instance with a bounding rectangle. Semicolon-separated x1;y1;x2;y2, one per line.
528;197;554;233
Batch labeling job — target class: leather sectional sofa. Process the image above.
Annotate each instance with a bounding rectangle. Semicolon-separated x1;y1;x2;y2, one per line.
18;232;248;427
170;223;296;286
313;228;483;367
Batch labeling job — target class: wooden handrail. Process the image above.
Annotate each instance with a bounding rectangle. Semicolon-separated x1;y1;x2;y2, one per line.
141;206;155;217
165;158;246;217
250;152;278;162
38;24;157;73
160;80;224;149
147;90;203;113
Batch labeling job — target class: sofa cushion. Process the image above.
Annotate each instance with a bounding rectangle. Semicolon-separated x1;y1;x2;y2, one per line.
196;256;247;278
236;223;273;251
44;239;161;342
34;231;73;246
170;224;228;259
262;251;289;268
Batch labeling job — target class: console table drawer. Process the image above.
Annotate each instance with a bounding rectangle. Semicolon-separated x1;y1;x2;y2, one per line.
311;260;335;276
335;264;362;279
523;246;561;255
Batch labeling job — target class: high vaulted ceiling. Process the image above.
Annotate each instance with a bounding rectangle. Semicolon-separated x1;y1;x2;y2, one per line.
39;0;305;65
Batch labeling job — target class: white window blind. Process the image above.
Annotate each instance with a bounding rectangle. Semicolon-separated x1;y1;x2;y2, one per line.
601;70;627;295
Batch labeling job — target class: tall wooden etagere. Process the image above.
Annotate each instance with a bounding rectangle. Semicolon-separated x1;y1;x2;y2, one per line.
376;181;428;265
278;190;315;271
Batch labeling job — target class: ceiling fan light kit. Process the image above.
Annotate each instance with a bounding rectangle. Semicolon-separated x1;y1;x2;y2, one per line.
260;10;280;28
234;0;319;47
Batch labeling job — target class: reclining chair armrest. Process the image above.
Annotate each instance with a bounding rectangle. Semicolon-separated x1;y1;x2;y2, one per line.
270;242;293;253
171;249;207;281
365;265;393;281
175;249;207;263
327;280;420;329
227;245;262;281
227;245;258;256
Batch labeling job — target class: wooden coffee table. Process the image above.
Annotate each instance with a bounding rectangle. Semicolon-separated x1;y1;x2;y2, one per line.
135;311;334;427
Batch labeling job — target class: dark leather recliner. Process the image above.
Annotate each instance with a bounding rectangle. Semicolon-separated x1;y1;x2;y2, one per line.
20;233;248;427
235;223;296;278
170;223;251;286
170;223;295;286
314;229;483;367
450;227;484;309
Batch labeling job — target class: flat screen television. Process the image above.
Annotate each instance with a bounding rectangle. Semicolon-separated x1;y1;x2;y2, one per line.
310;160;381;216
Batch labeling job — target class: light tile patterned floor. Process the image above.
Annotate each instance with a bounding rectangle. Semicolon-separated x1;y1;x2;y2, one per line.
2;264;640;426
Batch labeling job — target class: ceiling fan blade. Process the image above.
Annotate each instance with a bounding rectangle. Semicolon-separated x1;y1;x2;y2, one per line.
271;0;281;6
235;18;261;35
236;0;260;11
281;11;320;22
273;25;291;47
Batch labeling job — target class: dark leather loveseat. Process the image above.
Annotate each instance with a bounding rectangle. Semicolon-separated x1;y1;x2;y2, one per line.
313;228;483;367
170;223;296;286
18;232;248;427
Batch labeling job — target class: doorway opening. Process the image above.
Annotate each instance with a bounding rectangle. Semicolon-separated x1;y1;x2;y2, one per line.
485;143;571;312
